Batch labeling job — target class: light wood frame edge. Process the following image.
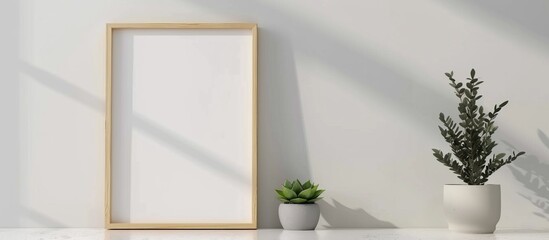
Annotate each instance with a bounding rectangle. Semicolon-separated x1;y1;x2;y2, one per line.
106;223;257;230
104;23;258;230
107;22;257;29
105;24;113;228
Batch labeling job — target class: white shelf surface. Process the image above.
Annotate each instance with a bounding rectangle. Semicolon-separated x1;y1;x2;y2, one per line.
1;228;549;240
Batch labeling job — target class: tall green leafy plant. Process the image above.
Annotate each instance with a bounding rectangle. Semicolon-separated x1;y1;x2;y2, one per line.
432;69;525;185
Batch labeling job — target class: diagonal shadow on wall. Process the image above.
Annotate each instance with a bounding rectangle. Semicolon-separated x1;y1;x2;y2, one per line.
0;0;68;227
179;0;459;130
438;0;549;53
19;62;253;223
20;62;250;185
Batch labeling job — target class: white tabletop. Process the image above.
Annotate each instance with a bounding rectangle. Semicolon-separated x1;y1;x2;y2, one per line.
1;228;549;240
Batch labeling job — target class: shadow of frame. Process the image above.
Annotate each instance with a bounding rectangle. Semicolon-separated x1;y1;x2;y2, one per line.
0;0;21;227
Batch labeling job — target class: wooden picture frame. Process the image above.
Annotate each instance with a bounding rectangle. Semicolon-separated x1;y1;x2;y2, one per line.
105;23;257;229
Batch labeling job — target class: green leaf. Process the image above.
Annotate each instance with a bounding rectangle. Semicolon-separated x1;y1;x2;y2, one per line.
464;89;473;98
495;153;505;160
438;126;446;135
471;68;476;78
284;180;292;189
278;197;290;203
313;189;325;199
296;179;303;188
302;180;312;189
289;198;308;204
275;189;287;200
281;187;297;199
500;101;509;108
298;188;315;199
291;181;303;194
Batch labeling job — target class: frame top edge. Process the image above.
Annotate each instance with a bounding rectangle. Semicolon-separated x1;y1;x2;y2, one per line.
107;23;257;29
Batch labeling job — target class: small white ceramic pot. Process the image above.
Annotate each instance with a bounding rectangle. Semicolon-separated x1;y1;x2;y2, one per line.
443;184;501;234
278;203;320;230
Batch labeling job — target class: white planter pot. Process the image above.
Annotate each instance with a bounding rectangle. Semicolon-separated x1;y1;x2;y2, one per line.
278;203;320;230
443;184;501;234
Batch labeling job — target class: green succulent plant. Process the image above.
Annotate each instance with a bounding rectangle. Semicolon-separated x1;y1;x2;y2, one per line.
433;69;525;185
275;179;325;204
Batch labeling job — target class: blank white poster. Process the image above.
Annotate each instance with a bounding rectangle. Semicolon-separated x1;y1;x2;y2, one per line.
110;28;254;224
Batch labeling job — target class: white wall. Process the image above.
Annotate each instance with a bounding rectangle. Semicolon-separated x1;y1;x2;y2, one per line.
0;0;548;228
